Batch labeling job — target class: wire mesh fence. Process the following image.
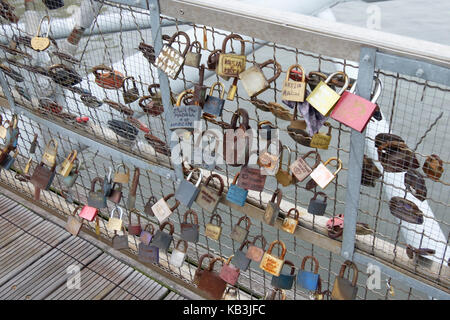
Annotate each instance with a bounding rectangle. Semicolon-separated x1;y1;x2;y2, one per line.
0;0;448;300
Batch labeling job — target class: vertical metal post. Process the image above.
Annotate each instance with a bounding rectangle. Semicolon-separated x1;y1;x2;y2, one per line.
148;0;184;183
341;47;377;259
0;70;18;114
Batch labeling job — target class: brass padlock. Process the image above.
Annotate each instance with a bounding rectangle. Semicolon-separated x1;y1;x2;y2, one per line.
281;208;300;234
310;122;332;150
185;40;202;68
205;214;223;241
59;150;77;177
217;34;246;79
282;64;307;102
92;65;125;90
275;145;294;186
260;240;287;277
310;157;343;189
113;164;130;184
107;207;124;232
42;139;58;168
239;59;281;97
66;206;84;237
264;189;282;226
122;76;140;104
195;174;224;213
423;154;443;181
31;15;51;52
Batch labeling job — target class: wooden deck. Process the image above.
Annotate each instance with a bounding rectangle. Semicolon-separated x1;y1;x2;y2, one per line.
0;194;187;300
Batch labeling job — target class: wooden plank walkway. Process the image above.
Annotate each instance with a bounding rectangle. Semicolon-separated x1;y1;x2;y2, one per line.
0;193;188;300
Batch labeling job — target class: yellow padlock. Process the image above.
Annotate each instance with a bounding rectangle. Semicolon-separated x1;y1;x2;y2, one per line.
106;207;124;232
113;163;130;184
310;122;332;150
259;240;286;277
31;16;51;52
42;138;58;167
306;71;349;116
59;150;77;177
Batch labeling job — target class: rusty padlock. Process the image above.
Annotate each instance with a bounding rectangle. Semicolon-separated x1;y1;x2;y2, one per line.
193;64;207;107
194;253;215;285
122;76;140;104
180;209;200;243
185;40;202;68
310;122;332;150
237;165;267;192
48;64;82;87
260;240;287;277
219;255;241;286
128;209;142;236
239;59;281;97
108;183;123;204
144;196;158;217
198;257;227;300
92;65;124;90
281;208;300;234
217;34;246;79
230;216;251;243
423;154;444;181
264;189;282;226
290;151;321;183
223;109;252;167
195;173;224;213
246;235;267;262
65;205;84;236
276;145;294;187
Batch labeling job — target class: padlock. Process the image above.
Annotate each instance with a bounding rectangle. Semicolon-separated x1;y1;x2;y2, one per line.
196;174;223;213
103;167;113;198
308;192;328;215
226;173;248;207
257;120;277;146
230;216;251;243
282;64;307;102
122;76;140;104
239;59;281;97
219;255;241;285
144;196;157;216
170;240;188;268
246;235;267;263
127;167;140;210
331;78;382;132
203;81;226;118
405;169;427;202
184;40;202;68
223;109;252;167
326;214;345;239
258;122;281;176
80;93;103;108
138;242;159;264
62;158;81;188
207;49;222;71
112;226;129;250
151;193;180;224
24;157;32;174
107;207;124;232
306;71;350;116
41;138;58;168
198;258;227;300
264;189;282;226
275;145;294;187
361;155;382;187
169;89;202;131
180;210;200;243
264;288;286;300
138;41;156;64
154;31;190;80
193;64;207;107
92;65;125;90
290;151;321;183
232;241;251;271
286;104;309;144
193;129;220;171
113;164;130;184
307;71;327;91
47;64;82;87
310;122;332;150
237;165;266;192
30;161;56;190
31;16;51;51
217;34;246;79
331;260;359;300
194;253;216;285
377;140;419;173
128;209;142;236
58;150;77;177
297;256;320;291
223;286;238;300
87;177;107;209
0;116;7;139
260;240;287;277
175;168;203;208
43;0;64;10
0;147;18;170
281;208;300;234
65;206;84;237
271;260;296;290
423;154;444;181
152;221;174;252
389;197;424;224
139;223;155;245
310;157;343;189
78;205;98;222
5;114;19;148
203;214;222;241
141;83;163;114
108;183;123;204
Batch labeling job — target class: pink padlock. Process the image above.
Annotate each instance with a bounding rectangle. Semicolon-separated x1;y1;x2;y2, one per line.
326;214;344;239
219;255;240;285
78;205;98;222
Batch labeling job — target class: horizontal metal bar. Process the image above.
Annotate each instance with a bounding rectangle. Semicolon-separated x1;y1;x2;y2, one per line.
353;252;450;300
105;0;149;10
375;51;450;87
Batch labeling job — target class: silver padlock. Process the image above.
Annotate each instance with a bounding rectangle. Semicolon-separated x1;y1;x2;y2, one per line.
175;168;203;208
169;240;188;268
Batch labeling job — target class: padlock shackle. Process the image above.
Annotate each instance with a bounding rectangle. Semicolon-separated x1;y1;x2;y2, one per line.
239;240;250;251
143;223;155;235
257;59;282;85
371;78;383;103
270;188;282;206
64;150;77;163
186;168;203;188
300;255;319;274
90;177;104;192
338;260;358;287
279;144;292;169
302;151;321;169
189;40;202;53
232;172;241;185
287;208;300;220
325;71;349;95
71;205;84;217
209;213;222;226
323;157;343;175
116;163;130;174
129;167;140;196
207;257;225;272
110;206;123;220
221;33;245;55
204;174;225;195
163;193;180;212
225;255;234;265
159;221;175;235
257;120;275;130
286;64;306;83
282;260;296;275
91;64;114;77
307;71;327;83
175;239;188;253
111;182;122;191
128;208;141;225
122;76;138;91
208;81;225;99
207;49;222;69
197;253;215;272
267;240;287;259
230;108;250;130
349;80;357;94
312;191;328;202
36;15;51;37
148;83;161;96
45;138;58;151
175;89;195;107
236;215;251;231
183;209;199;225
251;234;267;250
167;31;191;57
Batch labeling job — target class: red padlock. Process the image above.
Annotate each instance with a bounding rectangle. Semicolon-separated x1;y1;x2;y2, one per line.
326;214;344;239
76;116;89;123
219;255;240;285
79;205;98;222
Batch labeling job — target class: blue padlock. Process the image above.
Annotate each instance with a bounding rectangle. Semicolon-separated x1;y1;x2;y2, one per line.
0;147;18;170
226;172;248;207
297;255;320;291
271;260;296;290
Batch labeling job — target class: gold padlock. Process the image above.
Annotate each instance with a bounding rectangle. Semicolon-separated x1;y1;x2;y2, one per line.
42;138;58;167
310;122;332;150
259;240;286;277
310;157;343;189
113;163;130;184
217;34;246;79
24;157;33;174
275;145;294;186
0;116;8;139
282;64;307;102
31;16;51;52
59;150;77;177
306;71;349;116
281;208;300;234
106;207;124;232
205;214;223;241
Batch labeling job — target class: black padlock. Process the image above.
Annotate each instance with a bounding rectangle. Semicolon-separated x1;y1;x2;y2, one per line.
42;0;64;10
307;192;327;215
